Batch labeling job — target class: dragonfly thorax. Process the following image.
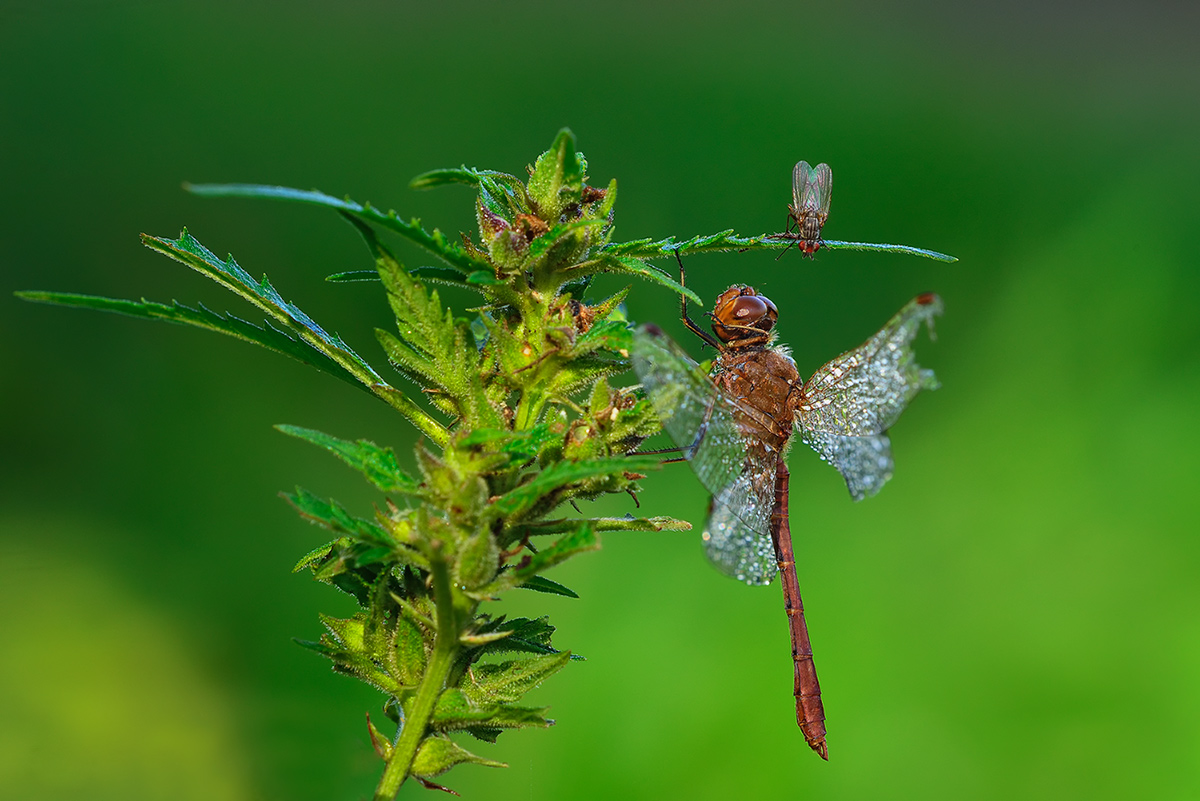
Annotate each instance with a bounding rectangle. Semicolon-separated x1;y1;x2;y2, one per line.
713;347;801;456
711;285;779;348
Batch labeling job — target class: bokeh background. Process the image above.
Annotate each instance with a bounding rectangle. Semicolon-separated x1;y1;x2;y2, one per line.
3;2;1198;799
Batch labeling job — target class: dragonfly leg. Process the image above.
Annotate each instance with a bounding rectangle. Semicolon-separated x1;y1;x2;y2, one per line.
675;249;722;350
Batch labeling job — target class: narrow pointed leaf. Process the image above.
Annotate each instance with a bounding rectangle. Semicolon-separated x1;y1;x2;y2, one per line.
486;456;659;521
527;128;584;221
15;292;374;394
292;537;342;573
588;255;702;306
430;689;552;732
518;575;579;598
185;182;491;274
344;213;495;427
411;736;505;778
325;270;380;283
141;230;385;382
471;616;562;657
820;239;958;262
282;487;393;545
275;424;421;495
464;652;571;705
507;523;599;583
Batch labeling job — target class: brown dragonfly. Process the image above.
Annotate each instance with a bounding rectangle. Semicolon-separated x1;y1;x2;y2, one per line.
631;253;941;760
781;160;832;256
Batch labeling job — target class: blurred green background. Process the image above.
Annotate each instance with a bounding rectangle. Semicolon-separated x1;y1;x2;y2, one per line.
3;2;1198;799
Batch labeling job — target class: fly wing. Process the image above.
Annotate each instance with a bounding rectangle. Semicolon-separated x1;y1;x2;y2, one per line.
811;162;832;222
792;161;811;215
632;324;778;585
796;294;942;500
793;161;833;221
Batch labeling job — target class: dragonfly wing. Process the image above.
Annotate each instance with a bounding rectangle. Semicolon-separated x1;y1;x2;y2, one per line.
631;324;747;499
633;324;779;584
801;430;894;501
702;469;778;585
796;294;942;501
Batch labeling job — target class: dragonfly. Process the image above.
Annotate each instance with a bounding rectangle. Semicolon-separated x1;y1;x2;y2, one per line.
631;252;942;760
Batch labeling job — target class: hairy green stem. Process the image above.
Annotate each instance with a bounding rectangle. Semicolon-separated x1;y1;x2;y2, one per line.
374;547;460;800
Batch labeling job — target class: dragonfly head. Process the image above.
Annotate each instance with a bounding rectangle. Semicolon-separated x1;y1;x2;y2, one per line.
710;285;778;347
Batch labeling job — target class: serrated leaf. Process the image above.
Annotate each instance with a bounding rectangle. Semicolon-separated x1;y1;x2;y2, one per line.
587;254;702;306
325;270;380;283
429;689;552;732
471;616;565;658
571;318;633;358
578;285;630;324
292;537;343;572
526;218;606;262
300;614;403;694
819;239;958;261
485;456;659;521
527;128;584;222
392;614;427;686
141;230;386;381
458;425;557;465
512;515;692;539
411;736;506;778
464;651;571;705
602;230;957;262
506;523;599;585
14;292;377;395
185;182;492;274
518;575;579;598
464;270;505;285
410;167;529;213
321;613;367;651
276;424;421;495
408;166;488;190
343;214;497;428
121;231;446;443
283;488;393;545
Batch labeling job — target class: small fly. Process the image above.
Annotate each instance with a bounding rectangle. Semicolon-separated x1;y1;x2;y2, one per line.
769;161;958;262
783;161;832;256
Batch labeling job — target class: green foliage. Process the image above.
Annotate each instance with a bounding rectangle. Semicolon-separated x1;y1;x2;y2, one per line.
16;128;953;798
19;129;703;798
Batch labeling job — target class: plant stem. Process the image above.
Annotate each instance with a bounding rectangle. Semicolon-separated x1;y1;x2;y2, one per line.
374;546;459;800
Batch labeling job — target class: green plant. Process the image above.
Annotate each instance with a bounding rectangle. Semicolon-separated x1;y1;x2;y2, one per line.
16;129;951;797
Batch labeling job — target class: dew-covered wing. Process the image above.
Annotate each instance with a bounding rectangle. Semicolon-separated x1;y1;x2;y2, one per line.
792;161;833;222
631;324;748;499
632;324;777;584
702;470;779;585
796;294;942;501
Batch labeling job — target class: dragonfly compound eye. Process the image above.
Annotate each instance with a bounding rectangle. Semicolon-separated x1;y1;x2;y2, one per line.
712;289;778;343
